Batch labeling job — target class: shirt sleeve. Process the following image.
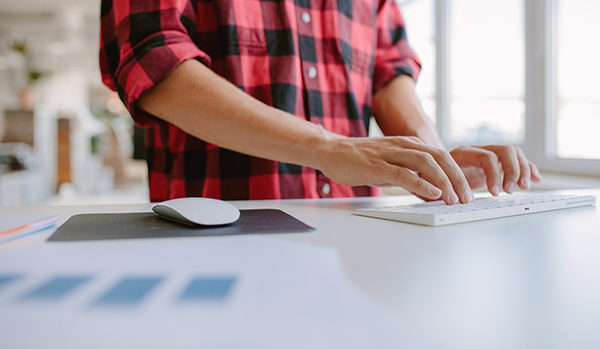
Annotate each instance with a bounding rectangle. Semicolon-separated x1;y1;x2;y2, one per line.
99;0;212;126
372;0;422;94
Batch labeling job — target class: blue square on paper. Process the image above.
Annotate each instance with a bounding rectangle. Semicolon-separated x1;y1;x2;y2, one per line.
180;277;236;301
23;276;91;300
0;275;21;290
95;277;162;306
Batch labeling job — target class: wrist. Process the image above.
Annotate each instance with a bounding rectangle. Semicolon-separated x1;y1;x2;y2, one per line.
412;122;445;150
302;127;344;172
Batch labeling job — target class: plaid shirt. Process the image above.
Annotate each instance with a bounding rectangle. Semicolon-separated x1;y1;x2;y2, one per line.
100;0;421;201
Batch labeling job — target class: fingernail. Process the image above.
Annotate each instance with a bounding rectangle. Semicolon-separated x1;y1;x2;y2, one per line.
507;182;516;193
493;185;500;196
522;177;530;189
429;186;442;198
462;190;473;203
449;192;459;205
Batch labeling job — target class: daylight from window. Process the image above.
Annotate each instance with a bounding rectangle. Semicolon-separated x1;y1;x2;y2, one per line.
390;0;599;163
448;0;525;146
556;0;600;160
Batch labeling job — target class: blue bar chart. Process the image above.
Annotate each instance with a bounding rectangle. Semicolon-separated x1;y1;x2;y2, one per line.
0;274;237;307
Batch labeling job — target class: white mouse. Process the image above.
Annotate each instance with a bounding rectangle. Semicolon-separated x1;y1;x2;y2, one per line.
152;197;240;226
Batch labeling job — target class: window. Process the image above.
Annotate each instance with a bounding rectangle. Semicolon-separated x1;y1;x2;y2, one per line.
396;0;600;176
555;0;600;160
448;0;525;146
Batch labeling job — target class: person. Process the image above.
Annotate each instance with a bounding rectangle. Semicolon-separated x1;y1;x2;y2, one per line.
100;0;541;205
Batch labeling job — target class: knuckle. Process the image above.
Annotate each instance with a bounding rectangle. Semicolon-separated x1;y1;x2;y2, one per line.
394;167;408;177
513;145;524;154
394;168;412;182
431;149;455;165
397;136;418;146
415;151;435;164
414;180;431;192
440;177;453;190
480;151;499;164
438;149;454;162
493;145;514;159
505;145;517;157
515;146;528;160
506;169;520;179
389;137;405;147
430;148;445;157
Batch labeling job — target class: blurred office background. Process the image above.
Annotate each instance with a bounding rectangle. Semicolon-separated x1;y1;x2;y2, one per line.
0;0;148;206
0;0;598;206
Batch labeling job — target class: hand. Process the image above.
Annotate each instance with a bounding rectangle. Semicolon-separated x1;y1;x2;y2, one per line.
319;136;474;205
450;145;542;196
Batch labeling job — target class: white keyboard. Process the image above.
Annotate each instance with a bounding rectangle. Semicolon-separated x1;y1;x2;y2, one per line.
353;193;596;226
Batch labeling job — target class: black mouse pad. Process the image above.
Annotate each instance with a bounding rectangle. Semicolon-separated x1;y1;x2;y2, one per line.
48;209;315;241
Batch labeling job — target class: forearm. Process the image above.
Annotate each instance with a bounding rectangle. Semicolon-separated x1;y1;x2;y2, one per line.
137;59;334;170
372;75;444;149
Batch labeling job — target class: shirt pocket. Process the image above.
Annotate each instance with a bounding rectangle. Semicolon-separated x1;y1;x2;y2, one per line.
213;0;269;48
221;26;268;58
341;44;374;76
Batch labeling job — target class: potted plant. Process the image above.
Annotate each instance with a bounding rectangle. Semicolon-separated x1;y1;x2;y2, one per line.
9;36;52;111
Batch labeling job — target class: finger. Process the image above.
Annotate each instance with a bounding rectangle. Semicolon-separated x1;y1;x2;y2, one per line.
453;146;502;196
391;139;472;203
529;161;543;183
385;149;460;205
426;147;473;203
411;191;438;202
481;145;520;193
514;147;532;190
380;164;442;201
461;167;488;191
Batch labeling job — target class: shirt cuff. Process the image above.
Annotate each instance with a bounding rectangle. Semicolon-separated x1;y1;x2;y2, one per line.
372;58;422;94
115;31;212;126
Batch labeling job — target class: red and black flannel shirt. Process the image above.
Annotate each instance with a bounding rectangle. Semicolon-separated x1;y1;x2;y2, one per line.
100;0;421;201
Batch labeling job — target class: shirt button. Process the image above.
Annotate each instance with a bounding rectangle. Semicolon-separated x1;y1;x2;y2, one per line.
301;12;311;24
308;67;317;78
322;183;331;195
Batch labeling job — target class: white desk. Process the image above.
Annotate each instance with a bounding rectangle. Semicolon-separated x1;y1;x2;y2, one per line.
2;188;600;348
